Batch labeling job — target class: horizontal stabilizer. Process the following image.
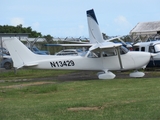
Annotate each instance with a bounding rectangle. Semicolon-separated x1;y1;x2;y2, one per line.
24;62;38;67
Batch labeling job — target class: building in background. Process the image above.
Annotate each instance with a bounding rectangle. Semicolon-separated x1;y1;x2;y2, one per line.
130;21;160;42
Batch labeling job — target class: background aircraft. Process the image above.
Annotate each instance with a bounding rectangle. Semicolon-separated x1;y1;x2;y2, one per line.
3;9;153;79
133;40;160;67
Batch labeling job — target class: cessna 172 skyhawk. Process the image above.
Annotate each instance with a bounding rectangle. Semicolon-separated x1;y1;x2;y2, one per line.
4;9;153;79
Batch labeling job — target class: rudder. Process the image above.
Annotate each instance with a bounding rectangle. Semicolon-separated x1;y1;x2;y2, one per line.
87;9;104;43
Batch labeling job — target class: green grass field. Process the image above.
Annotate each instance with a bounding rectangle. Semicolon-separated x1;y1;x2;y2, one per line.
0;69;160;120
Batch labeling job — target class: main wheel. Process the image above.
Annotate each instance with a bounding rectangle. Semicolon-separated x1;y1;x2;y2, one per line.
4;62;12;69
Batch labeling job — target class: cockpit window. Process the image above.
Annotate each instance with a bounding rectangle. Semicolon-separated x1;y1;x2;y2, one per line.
120;46;129;54
149;46;155;53
87;46;128;58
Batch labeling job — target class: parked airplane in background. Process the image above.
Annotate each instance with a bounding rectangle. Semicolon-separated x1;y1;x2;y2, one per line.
55;49;86;56
133;41;160;67
3;9;153;79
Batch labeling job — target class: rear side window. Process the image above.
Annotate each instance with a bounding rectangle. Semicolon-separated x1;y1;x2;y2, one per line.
141;47;145;51
133;47;139;51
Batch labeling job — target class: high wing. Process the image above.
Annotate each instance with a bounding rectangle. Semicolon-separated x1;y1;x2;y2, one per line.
89;42;121;51
45;43;93;47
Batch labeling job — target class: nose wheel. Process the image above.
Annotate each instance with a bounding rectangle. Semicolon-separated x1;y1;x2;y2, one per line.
129;70;145;78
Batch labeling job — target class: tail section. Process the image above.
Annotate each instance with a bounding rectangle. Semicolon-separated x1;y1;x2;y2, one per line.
87;9;104;43
3;38;38;69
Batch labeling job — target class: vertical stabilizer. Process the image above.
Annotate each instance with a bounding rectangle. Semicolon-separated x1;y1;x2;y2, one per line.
3;38;37;68
87;9;104;43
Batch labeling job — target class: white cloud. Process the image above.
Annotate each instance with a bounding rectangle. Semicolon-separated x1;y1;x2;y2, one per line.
114;15;133;34
10;17;24;26
114;15;131;27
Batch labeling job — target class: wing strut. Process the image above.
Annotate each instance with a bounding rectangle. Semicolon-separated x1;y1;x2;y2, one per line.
116;47;123;69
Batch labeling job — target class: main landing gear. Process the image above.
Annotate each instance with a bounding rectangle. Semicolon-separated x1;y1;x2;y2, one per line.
97;70;116;79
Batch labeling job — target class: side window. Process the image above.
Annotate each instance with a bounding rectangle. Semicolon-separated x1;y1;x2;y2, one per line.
133;47;139;51
135;48;139;51
141;47;145;51
88;51;100;58
102;48;117;57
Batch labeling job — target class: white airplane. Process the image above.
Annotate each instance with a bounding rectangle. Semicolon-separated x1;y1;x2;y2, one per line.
133;40;160;67
3;9;153;79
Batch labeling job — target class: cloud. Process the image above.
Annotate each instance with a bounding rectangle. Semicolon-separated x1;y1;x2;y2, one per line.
114;15;133;34
10;17;24;26
114;15;131;27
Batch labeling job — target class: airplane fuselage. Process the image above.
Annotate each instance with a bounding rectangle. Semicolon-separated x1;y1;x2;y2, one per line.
30;51;151;71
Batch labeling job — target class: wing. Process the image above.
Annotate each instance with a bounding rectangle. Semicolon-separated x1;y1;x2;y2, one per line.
45;44;93;47
89;42;122;51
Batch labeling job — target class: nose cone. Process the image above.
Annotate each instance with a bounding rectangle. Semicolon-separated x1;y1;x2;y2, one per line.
131;52;151;69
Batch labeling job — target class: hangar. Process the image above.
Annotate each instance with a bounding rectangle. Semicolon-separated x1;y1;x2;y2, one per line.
130;21;160;42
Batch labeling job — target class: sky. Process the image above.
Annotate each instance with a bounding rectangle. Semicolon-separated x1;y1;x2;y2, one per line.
0;0;160;38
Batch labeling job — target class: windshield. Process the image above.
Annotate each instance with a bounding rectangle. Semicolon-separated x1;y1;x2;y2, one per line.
32;47;39;51
120;46;129;54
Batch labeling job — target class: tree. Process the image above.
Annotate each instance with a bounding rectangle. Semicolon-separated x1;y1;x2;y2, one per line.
0;24;44;38
43;35;53;43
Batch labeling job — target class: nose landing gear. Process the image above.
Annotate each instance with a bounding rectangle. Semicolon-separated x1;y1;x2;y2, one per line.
129;70;145;78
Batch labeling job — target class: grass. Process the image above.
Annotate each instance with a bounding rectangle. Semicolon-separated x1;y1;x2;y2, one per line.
0;69;160;119
0;69;74;80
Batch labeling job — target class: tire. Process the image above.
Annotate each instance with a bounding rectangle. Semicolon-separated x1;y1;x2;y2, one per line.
4;62;12;69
